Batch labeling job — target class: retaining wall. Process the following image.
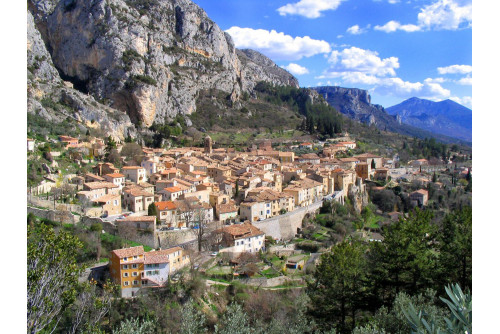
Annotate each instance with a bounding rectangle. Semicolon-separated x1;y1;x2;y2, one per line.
27;206;78;224
252;201;323;241
238;276;303;287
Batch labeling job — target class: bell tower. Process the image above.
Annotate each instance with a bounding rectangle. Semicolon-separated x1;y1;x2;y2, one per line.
204;135;212;154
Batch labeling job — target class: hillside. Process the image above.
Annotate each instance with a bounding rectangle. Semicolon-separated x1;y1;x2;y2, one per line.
386;97;472;142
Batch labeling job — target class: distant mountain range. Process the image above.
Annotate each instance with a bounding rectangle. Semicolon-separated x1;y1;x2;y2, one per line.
386;97;472;142
311;86;470;145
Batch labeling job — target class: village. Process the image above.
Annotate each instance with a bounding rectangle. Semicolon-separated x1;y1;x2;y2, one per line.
27;133;472;298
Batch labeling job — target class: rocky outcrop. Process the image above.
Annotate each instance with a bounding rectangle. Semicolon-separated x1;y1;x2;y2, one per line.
237;49;299;91
28;10;137;141
29;0;298;128
311;86;385;123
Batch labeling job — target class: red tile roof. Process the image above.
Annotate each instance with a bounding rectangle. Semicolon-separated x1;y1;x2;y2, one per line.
105;173;125;178
221;223;264;239
155;201;177;211
119;216;156;222
112;246;144;258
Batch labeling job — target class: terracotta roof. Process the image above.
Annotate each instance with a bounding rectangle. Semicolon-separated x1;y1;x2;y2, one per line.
155;201;177;211
85;173;105;181
119;216;157;222
92;193;120;203
112;246;144;259
105;173;124;178
122;166;144;170
84;182;118;190
300;153;320;159
217;203;238;214
355;153;381;158
164;186;183;193
144;252;169;265
124;188;153;197
221;223;265;239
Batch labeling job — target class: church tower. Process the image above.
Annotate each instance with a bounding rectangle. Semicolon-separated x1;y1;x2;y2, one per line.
204;135;212;154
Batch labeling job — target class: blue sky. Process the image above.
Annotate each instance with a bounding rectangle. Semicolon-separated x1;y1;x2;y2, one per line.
193;0;472;109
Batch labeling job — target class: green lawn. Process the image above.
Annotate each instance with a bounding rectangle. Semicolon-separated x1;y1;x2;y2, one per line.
100;233;153;251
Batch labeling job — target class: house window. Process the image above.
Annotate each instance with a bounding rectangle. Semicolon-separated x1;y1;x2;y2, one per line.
133;256;138;259
133;280;138;285
123;257;128;261
123;273;129;277
142;280;148;285
122;265;128;269
124;281;129;286
132;272;138;277
132;264;138;269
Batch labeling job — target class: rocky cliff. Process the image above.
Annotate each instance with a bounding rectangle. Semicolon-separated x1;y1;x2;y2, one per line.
28;10;137;140
311;86;391;126
28;0;297;129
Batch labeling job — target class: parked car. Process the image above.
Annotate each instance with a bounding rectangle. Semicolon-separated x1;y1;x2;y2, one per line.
210;252;218;257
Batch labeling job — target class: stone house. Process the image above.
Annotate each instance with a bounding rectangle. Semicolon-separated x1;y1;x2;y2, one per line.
109;245;189;298
410;189;429;207
123;188;155;212
218;223;266;254
122;166;147;183
92;193;122;216
154;201;177;227
103;173;125;191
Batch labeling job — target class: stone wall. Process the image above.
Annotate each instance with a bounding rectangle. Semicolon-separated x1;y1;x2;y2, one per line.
80;216;116;234
157;230;197;249
252;201;323;241
27;206;78;224
238;276;303;287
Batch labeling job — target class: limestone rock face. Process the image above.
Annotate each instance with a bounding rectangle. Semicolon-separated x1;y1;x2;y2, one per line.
31;0;297;128
237;49;299;91
27;10;137;141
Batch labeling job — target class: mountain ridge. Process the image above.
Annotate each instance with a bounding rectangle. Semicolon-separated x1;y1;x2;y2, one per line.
386;97;472;142
310;86;470;145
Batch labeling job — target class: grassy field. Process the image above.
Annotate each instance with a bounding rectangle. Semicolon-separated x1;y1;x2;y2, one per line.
100;233;153;252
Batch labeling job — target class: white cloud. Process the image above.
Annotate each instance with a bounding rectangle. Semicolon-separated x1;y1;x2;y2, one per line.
277;0;345;19
283;63;310;75
457;76;472;85
375;0;472;33
424;77;446;83
326;47;399;77
346;24;370;35
225;27;331;61
450;95;472;107
418;0;472;30
388;0;400;4
374;20;421;32
371;77;450;99
318;46;453;101
437;64;472;74
318;71;450;100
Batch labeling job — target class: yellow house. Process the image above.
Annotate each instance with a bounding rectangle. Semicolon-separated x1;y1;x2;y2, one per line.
109;245;190;298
